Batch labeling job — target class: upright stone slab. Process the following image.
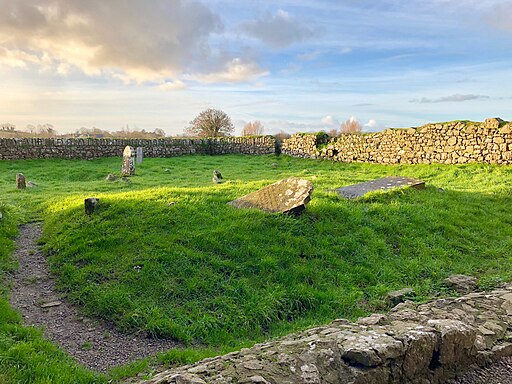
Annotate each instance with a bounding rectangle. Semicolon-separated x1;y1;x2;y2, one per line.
136;147;144;164
84;198;99;215
121;146;135;176
212;170;224;184
335;176;425;199
16;173;26;189
229;177;313;215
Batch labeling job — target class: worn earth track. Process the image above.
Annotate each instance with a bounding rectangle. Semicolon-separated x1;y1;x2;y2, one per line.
8;223;178;372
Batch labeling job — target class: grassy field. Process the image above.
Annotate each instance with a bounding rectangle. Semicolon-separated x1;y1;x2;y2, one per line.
1;154;512;382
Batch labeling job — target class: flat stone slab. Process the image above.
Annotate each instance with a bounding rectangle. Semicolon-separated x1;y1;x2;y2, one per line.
229;177;313;215
336;176;425;199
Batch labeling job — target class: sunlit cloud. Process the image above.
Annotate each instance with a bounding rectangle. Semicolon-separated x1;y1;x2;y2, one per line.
0;0;264;84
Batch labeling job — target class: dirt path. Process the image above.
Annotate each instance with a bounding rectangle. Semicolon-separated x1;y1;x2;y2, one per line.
9;223;179;372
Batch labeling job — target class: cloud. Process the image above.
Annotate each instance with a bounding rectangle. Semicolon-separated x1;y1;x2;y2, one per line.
157;80;187;91
485;3;512;31
321;115;340;127
409;94;490;103
188;58;269;83
0;0;263;84
240;9;317;48
363;119;384;132
297;50;322;61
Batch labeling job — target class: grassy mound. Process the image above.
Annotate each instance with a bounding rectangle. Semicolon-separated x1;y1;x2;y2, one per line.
35;156;512;346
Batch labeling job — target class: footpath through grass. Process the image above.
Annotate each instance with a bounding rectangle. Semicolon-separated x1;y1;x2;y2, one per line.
1;154;512;382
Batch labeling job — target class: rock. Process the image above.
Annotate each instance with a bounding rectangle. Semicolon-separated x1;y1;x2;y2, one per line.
444;274;478;294
228;177;313;215
357;314;387;326
271;162;278;168
106;173;119;181
40;301;62;308
212;170;224;184
16;173;26;189
121;146;135;176
84;198;99;215
386;288;415;306
336;176;425;199
485;118;504;129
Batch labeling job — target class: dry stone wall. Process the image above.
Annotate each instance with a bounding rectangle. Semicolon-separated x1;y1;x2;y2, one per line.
282;118;512;165
0;136;275;160
145;285;512;384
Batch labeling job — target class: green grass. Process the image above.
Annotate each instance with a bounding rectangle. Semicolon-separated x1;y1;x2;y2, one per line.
1;154;512;382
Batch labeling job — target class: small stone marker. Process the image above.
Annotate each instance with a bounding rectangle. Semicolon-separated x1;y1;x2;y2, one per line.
121;146;135;176
136;147;144;164
229;176;313;215
105;173;119;182
84;198;99;215
336;176;425;199
40;301;62;308
16;173;26;189
212;170;224;184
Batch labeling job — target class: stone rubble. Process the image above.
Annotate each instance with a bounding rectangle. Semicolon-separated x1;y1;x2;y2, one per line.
144;284;512;384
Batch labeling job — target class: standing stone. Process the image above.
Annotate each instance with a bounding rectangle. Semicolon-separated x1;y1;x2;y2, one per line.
136;147;144;164
84;198;99;215
212;170;224;184
229;177;313;215
121;146;135;176
16;173;26;189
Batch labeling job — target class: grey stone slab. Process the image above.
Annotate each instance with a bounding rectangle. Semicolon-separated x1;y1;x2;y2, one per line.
229;177;313;215
336;176;425;199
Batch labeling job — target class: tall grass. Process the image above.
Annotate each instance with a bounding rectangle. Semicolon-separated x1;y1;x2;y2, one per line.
1;155;512;381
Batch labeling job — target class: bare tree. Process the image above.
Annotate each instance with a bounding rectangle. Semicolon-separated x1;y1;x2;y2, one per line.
340;117;362;134
185;108;234;137
242;120;264;136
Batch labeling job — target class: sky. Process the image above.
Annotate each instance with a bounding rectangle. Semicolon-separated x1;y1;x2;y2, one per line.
0;0;511;135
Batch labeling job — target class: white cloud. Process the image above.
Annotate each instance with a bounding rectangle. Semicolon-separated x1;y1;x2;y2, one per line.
409;94;490;103
188;58;269;83
240;9;317;48
321;115;339;127
0;0;264;84
157;80;187;91
363;119;384;132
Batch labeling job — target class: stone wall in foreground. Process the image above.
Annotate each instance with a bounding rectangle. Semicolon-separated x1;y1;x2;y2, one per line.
282;118;512;164
145;285;512;384
0;136;276;160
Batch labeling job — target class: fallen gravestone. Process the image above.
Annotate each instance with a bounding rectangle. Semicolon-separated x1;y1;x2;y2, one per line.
229;177;313;215
212;170;224;184
336;176;425;199
16;173;26;189
26;181;37;188
136;147;144;164
121;146;135;177
85;198;99;215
